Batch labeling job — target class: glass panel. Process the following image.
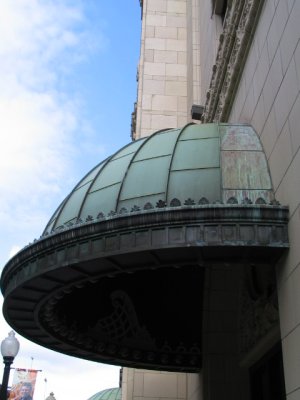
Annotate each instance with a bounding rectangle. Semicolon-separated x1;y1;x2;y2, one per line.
91;154;134;191
168;168;221;204
134;129;180;160
55;183;90;226
172;138;220;170
111;138;146;160
180;124;219;140
120;156;171;200
81;184;121;217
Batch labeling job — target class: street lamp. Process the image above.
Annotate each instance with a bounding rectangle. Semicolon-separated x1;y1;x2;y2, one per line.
0;331;20;400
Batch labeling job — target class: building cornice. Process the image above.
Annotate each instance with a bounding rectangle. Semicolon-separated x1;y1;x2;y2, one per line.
203;0;265;122
1;203;288;371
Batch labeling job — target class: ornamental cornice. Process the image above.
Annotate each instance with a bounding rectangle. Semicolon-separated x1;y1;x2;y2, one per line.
202;0;265;122
1;203;289;294
1;203;288;372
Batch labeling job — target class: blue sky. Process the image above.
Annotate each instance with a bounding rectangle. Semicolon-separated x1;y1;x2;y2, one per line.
0;1;141;399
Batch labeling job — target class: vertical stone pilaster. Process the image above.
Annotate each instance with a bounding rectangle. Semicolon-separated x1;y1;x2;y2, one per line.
187;0;201;121
134;0;188;139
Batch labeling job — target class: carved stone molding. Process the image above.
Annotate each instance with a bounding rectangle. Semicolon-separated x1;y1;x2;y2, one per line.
139;0;143;18
131;101;137;140
202;0;265;122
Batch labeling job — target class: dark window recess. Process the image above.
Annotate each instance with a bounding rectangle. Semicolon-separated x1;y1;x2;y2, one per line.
191;105;204;120
213;0;228;23
250;342;286;400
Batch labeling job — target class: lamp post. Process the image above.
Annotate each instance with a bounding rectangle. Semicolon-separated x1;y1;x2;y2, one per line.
0;331;20;400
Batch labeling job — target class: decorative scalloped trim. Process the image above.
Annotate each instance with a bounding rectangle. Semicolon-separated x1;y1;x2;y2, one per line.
36;195;283;241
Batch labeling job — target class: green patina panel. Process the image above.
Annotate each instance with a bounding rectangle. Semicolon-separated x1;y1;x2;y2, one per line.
168;168;221;203
81;183;121;216
111;137;145;160
134;128;180;160
172;137;220;170
91;153;134;191
120;156;171;200
56;182;92;226
180;123;219;140
87;388;121;400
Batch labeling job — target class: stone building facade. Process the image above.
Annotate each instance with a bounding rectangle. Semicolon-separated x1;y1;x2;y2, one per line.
126;0;300;399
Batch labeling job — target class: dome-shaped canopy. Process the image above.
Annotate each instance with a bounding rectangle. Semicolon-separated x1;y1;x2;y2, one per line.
87;388;121;400
0;123;288;373
45;123;274;235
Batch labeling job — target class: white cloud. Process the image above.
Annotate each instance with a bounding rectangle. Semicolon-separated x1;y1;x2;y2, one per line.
8;245;22;259
0;0;106;252
0;2;120;399
0;0;101;89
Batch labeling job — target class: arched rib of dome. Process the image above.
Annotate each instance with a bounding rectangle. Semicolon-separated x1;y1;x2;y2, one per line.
167;123;221;204
44;159;109;234
44;139;147;233
116;127;182;211
79;139;146;218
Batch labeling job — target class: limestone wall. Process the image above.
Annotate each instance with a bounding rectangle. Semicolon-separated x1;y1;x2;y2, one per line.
129;0;300;399
121;368;196;400
228;1;300;398
134;0;188;138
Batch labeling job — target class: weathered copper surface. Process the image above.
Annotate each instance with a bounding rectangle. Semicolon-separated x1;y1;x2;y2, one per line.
1;205;288;371
43;124;276;235
0;123;289;372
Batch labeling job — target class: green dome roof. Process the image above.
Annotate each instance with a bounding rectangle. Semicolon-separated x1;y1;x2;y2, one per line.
87;388;121;400
44;123;273;234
